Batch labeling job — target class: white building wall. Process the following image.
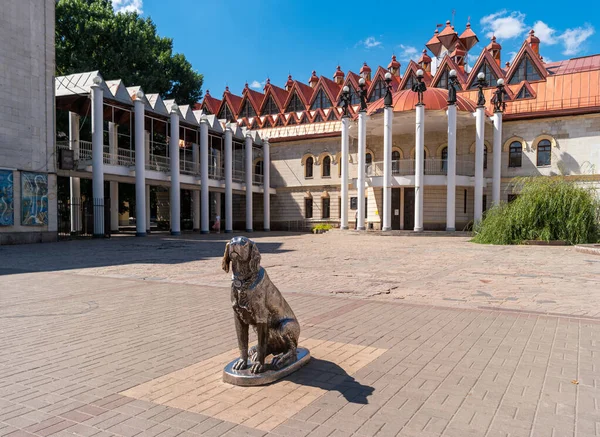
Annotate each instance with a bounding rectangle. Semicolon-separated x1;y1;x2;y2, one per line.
0;0;56;244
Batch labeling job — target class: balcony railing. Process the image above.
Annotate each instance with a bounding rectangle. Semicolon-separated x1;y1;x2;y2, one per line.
368;159;475;177
253;174;264;185
209;164;223;180
147;154;170;172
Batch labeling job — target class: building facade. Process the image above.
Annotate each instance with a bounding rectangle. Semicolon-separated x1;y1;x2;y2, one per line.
0;1;56;244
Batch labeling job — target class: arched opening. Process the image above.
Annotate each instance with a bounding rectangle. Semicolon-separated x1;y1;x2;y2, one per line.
322;155;331;178
305;156;314;178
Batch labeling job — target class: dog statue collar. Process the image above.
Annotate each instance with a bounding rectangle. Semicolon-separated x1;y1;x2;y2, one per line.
232;267;265;290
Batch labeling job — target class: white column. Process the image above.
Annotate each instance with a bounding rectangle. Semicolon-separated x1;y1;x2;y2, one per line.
192;140;200;232
200;118;210;233
110;182;118;232
145;185;151;233
69;112;81;232
400;187;405;230
169;106;181;235
134;95;146;236
382;106;393;231
144;131;150;167
224;124;233;233
474;107;485;224
109;122;118;165
414;103;424;232
91;77;104;237
215;191;222;227
357;111;367;231
446;104;457;231
245;134;253;232
492;111;502;206
340;117;349;230
263;138;271;231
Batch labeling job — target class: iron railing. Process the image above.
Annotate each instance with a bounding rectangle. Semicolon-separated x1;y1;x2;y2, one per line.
368;159;476;177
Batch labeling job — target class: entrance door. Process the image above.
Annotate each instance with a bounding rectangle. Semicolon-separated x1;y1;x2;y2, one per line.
404;188;415;230
391;188;401;230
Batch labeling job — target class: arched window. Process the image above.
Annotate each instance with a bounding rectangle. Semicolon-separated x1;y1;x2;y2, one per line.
509;142;522;167
441;147;448;172
392;150;400;174
305;157;314;178
365;152;373;176
254;160;264;183
537;139;551;166
484;146;488;170
322;156;331;177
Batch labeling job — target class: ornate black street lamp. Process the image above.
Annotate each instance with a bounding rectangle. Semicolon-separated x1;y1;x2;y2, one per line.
447;69;458;105
384;72;393;107
476;71;487;107
411;69;427;105
340;85;351;117
491;78;509;112
358;77;368;111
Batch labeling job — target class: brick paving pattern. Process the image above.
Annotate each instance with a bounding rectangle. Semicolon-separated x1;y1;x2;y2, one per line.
1;232;599;436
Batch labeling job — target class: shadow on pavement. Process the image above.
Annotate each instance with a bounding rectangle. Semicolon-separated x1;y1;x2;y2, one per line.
286;357;375;404
0;231;303;275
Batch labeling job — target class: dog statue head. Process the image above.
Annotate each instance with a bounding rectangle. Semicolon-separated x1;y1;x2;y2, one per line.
222;236;261;275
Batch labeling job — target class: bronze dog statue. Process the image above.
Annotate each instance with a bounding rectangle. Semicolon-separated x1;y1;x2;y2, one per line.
222;236;300;374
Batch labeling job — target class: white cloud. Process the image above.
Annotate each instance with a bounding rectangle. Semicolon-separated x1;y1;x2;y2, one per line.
112;0;143;14
560;25;595;55
250;80;265;90
481;10;526;39
397;44;418;62
533;21;557;45
358;37;382;49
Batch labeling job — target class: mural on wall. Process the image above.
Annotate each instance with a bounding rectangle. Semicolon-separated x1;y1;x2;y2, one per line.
0;170;14;226
21;172;48;226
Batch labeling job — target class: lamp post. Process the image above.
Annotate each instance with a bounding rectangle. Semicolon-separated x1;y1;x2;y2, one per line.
474;71;487;224
412;69;426;232
382;72;393;231
340;85;351;229
491;78;507;206
446;69;458;231
356;77;367;231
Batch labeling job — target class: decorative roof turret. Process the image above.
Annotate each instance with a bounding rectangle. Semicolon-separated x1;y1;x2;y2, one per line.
387;55;401;76
458;22;479;52
486;36;502;66
526;29;541;55
418;49;432;72
333;66;345;85
285;74;294;91
309;70;319;88
426;28;443;57
438;20;459;51
360;62;372;81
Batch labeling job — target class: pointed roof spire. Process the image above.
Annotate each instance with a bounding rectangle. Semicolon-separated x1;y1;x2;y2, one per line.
486;35;501;51
309;70;319;87
438;20;459;50
285;74;294;90
459;21;479;52
388;55;400;70
360;62;372;74
526;29;541;55
418;49;432;64
244;82;249;90
426;28;443;57
333;65;345;85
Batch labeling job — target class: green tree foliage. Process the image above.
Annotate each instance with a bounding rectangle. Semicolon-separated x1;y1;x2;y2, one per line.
56;0;203;105
473;177;600;245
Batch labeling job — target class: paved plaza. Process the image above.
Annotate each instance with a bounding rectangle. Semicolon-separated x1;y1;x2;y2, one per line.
1;232;599;437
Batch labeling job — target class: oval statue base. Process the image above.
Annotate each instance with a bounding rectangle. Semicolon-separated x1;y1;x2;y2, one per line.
223;347;310;386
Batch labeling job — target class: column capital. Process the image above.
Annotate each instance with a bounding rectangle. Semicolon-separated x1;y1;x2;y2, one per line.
199;115;209;125
225;122;233;132
245;133;253;139
135;90;145;100
91;75;103;88
170;103;179;114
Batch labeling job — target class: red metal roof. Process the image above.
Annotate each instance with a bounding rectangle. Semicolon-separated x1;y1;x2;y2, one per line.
367;87;483;115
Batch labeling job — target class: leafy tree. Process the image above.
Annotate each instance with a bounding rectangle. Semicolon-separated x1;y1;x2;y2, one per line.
55;0;203;105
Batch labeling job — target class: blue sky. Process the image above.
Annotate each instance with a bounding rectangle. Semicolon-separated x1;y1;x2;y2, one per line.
112;0;599;101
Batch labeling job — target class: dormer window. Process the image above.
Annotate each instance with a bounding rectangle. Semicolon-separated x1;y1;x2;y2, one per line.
310;89;332;110
509;54;542;84
349;85;360;105
403;73;417;90
369;80;387;102
239;100;256;118
217;103;235;122
262;95;280;115
516;86;533;99
286;92;305;113
470;62;498;88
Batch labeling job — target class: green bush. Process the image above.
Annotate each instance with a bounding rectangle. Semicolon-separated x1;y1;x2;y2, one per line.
473;177;600;245
312;223;334;232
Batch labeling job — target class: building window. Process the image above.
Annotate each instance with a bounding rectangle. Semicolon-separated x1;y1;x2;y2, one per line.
509;54;542;84
350;197;358;209
470;62;498;88
338;197;342;218
392;150;400;174
262;95;279;115
484;146;488;170
347;85;360;105
305;198;313;218
508;194;519;203
322;198;330;219
441;147;448;172
254;160;263;183
310;89;332;110
464;189;467;214
516;86;533;99
217;103;235;122
322;156;331;177
369;80;386;102
286;92;304;113
509;142;522;167
483;194;487;212
305;157;314;178
239;100;256;118
403;73;417;90
365;152;373;176
537;139;551;166
435;68;450;89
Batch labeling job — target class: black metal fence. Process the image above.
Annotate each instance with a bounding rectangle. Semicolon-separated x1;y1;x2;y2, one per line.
58;197;111;240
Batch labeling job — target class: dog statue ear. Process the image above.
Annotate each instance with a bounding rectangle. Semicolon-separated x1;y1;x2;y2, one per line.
222;242;231;273
249;242;261;274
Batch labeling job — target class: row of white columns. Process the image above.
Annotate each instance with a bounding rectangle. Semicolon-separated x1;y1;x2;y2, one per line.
339;103;503;231
74;81;270;237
